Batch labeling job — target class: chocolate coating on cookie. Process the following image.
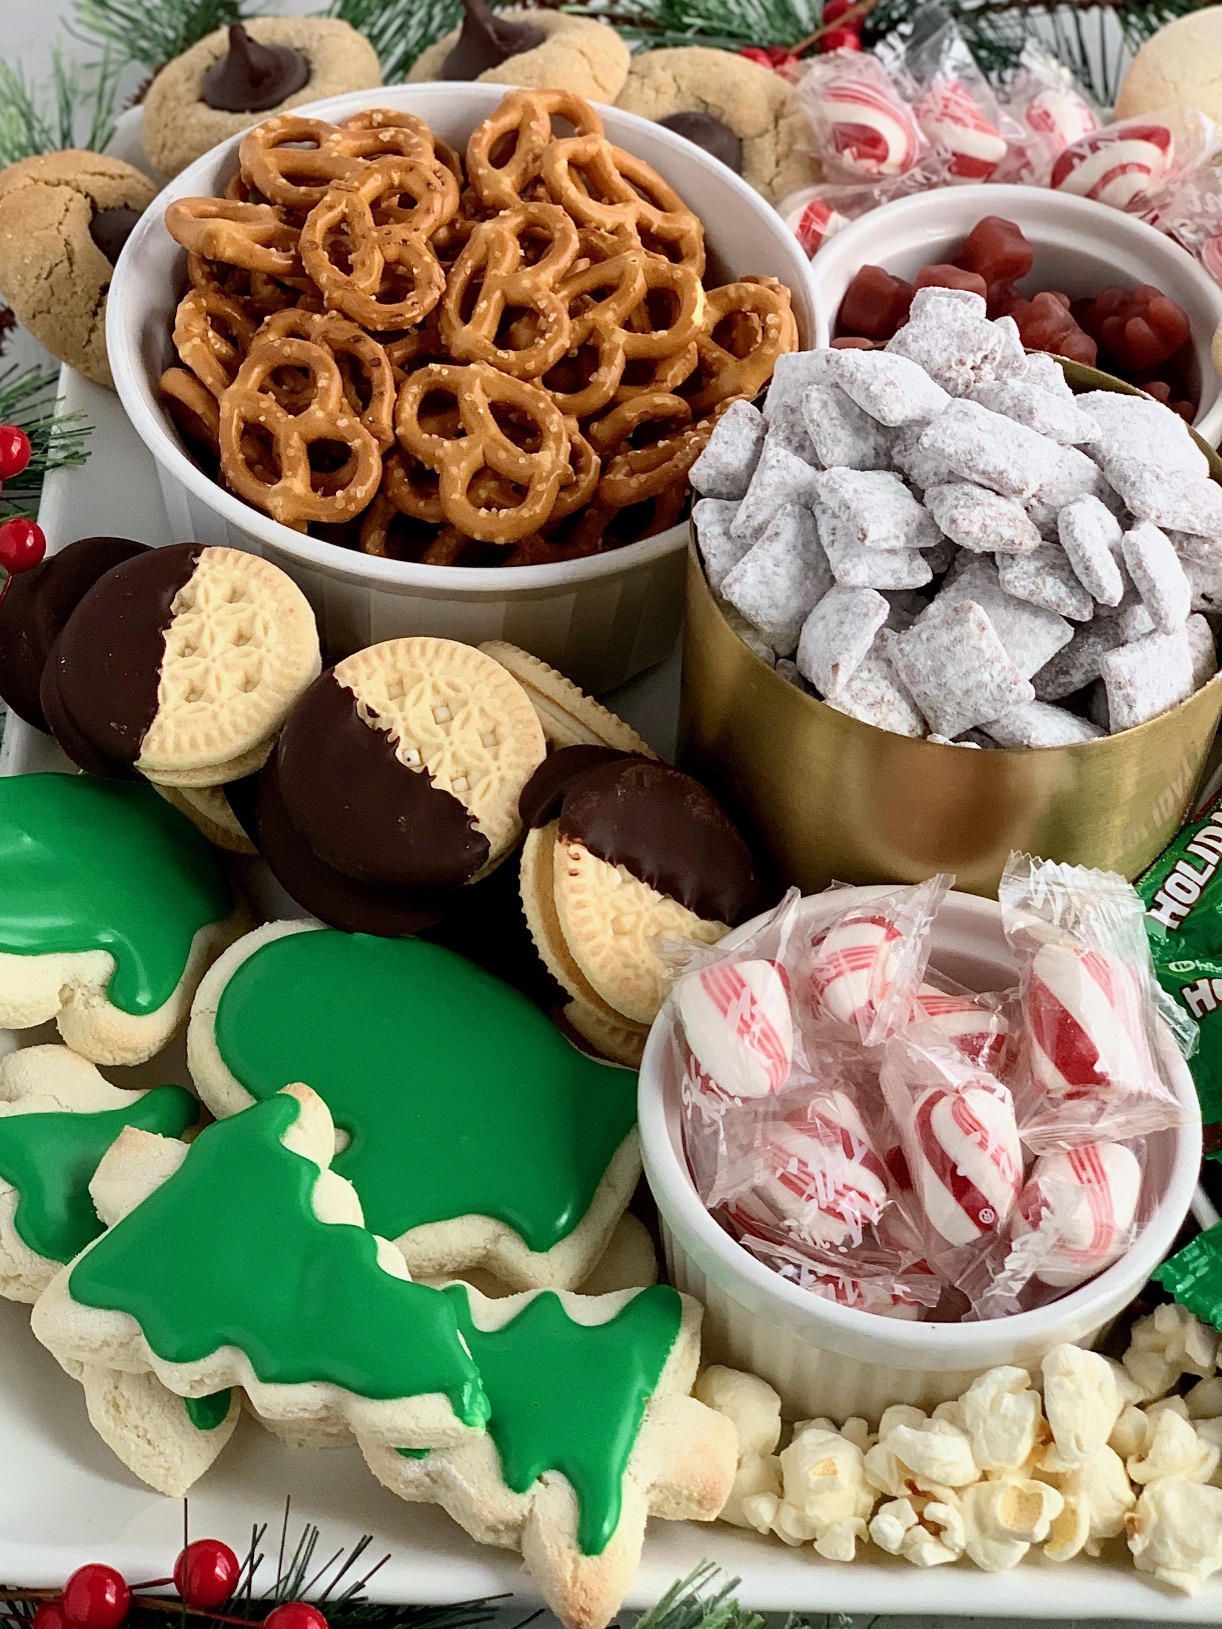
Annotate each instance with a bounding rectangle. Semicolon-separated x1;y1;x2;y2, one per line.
658;111;744;174
42;542;200;771
520;745;760;925
443;0;546;79
88;206;143;266
276;670;491;891
0;535;148;732
202;22;310;113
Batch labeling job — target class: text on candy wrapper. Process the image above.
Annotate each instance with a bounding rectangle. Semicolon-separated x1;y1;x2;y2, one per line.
1146;811;1222;929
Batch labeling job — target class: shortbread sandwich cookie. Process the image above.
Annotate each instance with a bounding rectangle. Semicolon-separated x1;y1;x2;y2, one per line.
0;1045;197;1302
41;543;320;787
154;783;257;857
361;1283;736;1629
520;748;762;1028
187;921;640;1290
479;643;655;756
31;1084;490;1493
0;774;242;1065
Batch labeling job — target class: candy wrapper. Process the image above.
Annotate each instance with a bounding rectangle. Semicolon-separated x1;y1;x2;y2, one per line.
1049;106;1221;216
798;50;929;184
1154;1221;1222;1333
996;40;1100;186
887;11;1016;185
907;973;1015;1075
741;1233;942;1319
1000;854;1191;1151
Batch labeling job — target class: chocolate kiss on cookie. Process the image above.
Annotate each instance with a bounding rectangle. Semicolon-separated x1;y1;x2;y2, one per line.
519;747;762;1027
443;0;545;79
202;23;310;113
41;543;320;787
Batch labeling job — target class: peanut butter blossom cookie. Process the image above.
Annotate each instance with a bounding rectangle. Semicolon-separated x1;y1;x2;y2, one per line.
0;774;238;1065
408;0;630;104
141;19;383;179
187;921;640;1289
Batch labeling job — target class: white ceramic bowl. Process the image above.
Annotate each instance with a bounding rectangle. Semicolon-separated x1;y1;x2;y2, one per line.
808;183;1222;447
639;885;1203;1421
107;82;820;693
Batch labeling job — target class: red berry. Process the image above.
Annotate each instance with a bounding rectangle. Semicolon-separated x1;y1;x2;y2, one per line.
738;46;773;66
33;1605;67;1629
0;517;46;575
61;1566;130;1629
173;1540;241;1612
0;425;31;481
820;26;863;50
264;1605;328;1629
822;0;858;22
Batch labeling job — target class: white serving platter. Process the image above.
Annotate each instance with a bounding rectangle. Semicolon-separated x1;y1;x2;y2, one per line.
1;342;1220;1627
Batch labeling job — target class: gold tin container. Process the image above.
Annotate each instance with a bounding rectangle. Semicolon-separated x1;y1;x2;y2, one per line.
679;367;1222;897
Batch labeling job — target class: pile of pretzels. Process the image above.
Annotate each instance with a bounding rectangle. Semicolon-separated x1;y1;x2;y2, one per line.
159;88;799;567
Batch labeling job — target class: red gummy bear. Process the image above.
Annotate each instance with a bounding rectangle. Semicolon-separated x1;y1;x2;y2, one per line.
913;264;988;298
954;216;1034;284
1079;284;1192;372
1008;291;1098;366
831;336;876;349
837;264;914;342
985;281;1020;318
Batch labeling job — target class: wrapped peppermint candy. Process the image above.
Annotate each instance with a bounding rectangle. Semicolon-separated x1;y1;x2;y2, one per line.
1048;108;1221;219
779;187;853;256
741;1234;942;1318
907;978;1013;1074
913;78;1008;181
996;41;1100;185
798;51;926;181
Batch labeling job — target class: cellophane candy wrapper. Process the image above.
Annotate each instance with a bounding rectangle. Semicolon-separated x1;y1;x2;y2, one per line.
965;1138;1147;1319
741;1232;942;1320
798;49;929;184
995;40;1101;185
883;10;1019;185
1048;105;1222;216
1000;853;1191;1152
803;872;952;1047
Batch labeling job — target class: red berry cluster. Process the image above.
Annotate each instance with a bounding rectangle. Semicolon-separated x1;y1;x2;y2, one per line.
819;0;863;53
739;45;802;72
28;1545;327;1629
0;423;45;578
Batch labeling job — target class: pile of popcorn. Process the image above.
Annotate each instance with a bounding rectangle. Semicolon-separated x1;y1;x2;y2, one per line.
690;287;1221;747
696;1304;1222;1590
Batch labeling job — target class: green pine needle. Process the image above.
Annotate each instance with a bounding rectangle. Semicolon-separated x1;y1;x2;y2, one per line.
564;0;819;50
0;365;92;521
328;0;464;82
71;0;248;74
0;41;120;167
631;1564;766;1629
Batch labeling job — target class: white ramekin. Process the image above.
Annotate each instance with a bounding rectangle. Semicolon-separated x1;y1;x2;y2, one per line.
807;183;1222;447
639;885;1203;1421
107;82;821;693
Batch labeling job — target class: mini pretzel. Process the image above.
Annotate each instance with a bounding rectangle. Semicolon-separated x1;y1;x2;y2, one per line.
160;366;220;459
260;308;396;452
594;394;731;508
466;88;605;211
551;422;601;521
683;278;797;415
172;287;257;399
541;136;705;273
166;198;302;279
219;333;381;529
441;202;579;379
395;361;570;542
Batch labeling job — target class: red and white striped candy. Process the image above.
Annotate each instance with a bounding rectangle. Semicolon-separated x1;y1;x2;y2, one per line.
1025;942;1158;1102
910;1077;1023;1247
1023;86;1098;152
1049;123;1174;210
677;957;793;1103
780;188;851;255
799;1265;925;1319
823;75;923;178
810;912;903;1032
914;79;1008;181
726;1089;890;1248
1012;1141;1142;1288
910;984;1010;1072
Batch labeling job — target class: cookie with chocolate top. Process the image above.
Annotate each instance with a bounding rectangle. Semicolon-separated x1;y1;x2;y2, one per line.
520;747;761;1028
0;153;157;387
141;18;382;180
615;47;815;204
408;4;630;105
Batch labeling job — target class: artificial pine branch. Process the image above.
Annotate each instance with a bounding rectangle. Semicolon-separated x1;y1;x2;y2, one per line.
327;0;464;81
629;1563;766;1629
563;0;820;50
0;365;92;520
0;41;121;168
71;0;248;75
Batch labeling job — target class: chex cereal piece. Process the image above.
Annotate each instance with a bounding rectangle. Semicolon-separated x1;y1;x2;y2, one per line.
1020;351;1074;398
694;498;750;591
924;482;1041;554
732;442;823;540
722;504;831;654
912;287;988;315
1058;496;1124;605
819;348;951;427
1168;528;1222;563
690;400;766;501
1117;468;1222;536
764;401;819;466
1187;612;1218;689
983;701;1104;748
891;425;958;495
998;546;1095;621
918;400;1060;500
801;383;892;471
1122;521;1191;634
940;557;1073;678
817;511;932;589
1186;555;1222;613
1099;586;1156;641
1024;445;1111;535
719;602;778;666
1033;619;1131;701
796;585;888;695
1100;627;1196;730
887;292;1024;395
764;349;836;423
882;598;1034;738
823;648;926;737
816;468;940;551
970;378;1099;445
1078;391;1207;480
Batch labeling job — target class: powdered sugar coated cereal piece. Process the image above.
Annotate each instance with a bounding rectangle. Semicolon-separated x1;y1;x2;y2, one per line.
1025;445;1111;536
722;505;832;655
694;499;749;591
1058;497;1124;606
816;468;940;551
998;546;1095;621
1122;521;1192;634
796;585;889;696
1186;613;1218;689
719;602;778;667
924;483;1041;554
800;383;893;471
892;425;959;495
983;701;1105;748
817;510;933;590
732;442;824;541
1032;619;1129;701
1167;527;1222;564
1117;469;1222;538
910;286;988;318
1020;351;1074;398
970;378;1100;446
824;648;927;737
1078;391;1207;481
918;400;1060;500
939;557;1073;679
888;293;1023;395
763;401;819;467
1099;627;1195;731
1185;555;1222;613
690;399;766;501
764;350;837;423
882;599;1034;738
819;348;951;427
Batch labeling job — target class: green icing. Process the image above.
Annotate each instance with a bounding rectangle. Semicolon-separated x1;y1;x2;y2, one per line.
441;1284;683;1556
398;1445;430;1458
0;775;232;1015
0;1084;197;1263
69;1093;488;1427
212;931;637;1251
185;1389;232;1431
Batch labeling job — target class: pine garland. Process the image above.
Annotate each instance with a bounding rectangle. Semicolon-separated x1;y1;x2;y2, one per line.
0;42;120;168
0;366;92;521
70;0;247;75
327;0;465;84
